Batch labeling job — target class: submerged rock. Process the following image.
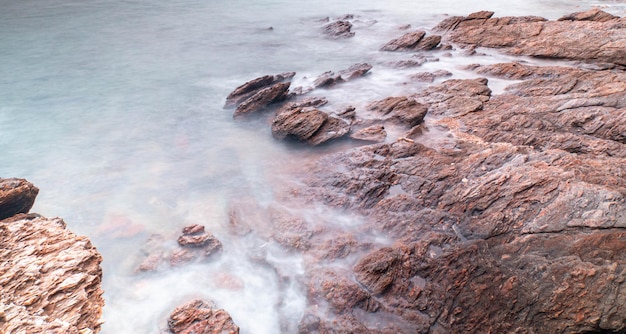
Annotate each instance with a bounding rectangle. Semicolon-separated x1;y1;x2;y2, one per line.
167;299;239;334
323;20;355;38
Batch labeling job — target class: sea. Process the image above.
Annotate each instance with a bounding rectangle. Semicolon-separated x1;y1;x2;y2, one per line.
1;0;624;332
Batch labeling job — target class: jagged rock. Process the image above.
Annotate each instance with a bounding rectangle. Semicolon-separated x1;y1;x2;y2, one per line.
367;96;428;127
323;20;354;38
307;116;351;146
0;214;104;333
380;30;426;51
233;82;291;118
0;178;38;220
338;63;373;80
312;63;372;89
350;125;387;143
167;299;239;334
435;9;626;65
271;107;329;141
558;8;619;22
413;77;491;117
225;72;295;108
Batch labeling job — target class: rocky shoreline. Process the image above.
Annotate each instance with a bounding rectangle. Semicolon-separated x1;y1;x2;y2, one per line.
3;7;626;334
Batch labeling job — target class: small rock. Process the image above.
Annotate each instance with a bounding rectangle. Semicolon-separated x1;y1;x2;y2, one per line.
323;20;355;38
351;125;387;142
233;82;291;118
380;30;426;51
271;108;329;141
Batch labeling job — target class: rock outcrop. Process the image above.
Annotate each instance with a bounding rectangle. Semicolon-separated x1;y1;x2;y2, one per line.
0;214;104;333
434;9;626;66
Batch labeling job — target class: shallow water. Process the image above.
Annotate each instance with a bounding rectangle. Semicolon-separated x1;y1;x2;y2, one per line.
1;0;624;332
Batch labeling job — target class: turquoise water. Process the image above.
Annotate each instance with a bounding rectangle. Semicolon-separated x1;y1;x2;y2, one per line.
1;0;624;332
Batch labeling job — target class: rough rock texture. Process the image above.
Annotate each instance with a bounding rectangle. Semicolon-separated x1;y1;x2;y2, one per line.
381;30;441;51
224;72;295;108
323;20;355;38
367;96;428;127
307;116;351;146
222;9;626;334
0;178;38;220
233;81;291;118
312;63;373;88
435;9;626;65
167;299;239;334
0;214;104;333
351;125;387;143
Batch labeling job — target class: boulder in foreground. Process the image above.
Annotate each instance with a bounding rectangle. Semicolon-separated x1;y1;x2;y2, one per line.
167;299;239;334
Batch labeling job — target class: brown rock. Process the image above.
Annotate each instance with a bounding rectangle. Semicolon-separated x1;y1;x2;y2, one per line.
233;82;291;118
0;215;103;333
350;125;387;143
323;20;355;38
338;63;373;80
367;96;428;126
558;8;619;22
167;299;239;334
271;107;329;141
380;30;426;51
224;72;295;108
182;224;205;235
307;116;351;146
0;178;38;220
437;10;626;65
414;35;441;50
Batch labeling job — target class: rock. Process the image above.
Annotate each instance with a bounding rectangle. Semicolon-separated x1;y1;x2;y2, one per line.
0;178;38;220
177;225;223;256
167;299;239;334
323;20;355;38
408;69;453;82
338;63;373;80
380;30;426;51
350;125;387;143
312;63;372;89
0;214;103;333
558;8;619;22
271;107;329;141
224;72;295;108
307;116;351;146
233;81;291;118
313;71;343;88
367;96;428;127
436;10;626;65
414;35;441;50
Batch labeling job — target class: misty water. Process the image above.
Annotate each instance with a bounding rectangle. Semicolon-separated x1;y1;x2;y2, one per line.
1;0;624;332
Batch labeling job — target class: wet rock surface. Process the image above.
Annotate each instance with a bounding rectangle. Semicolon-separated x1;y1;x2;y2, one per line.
218;9;626;334
166;299;239;334
0;213;104;333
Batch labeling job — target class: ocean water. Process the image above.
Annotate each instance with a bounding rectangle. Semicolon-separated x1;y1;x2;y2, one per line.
1;0;624;332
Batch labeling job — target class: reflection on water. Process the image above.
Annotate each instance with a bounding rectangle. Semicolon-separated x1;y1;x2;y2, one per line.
0;0;623;332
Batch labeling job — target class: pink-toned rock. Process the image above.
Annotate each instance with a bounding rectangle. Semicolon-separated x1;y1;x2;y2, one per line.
436;9;626;65
367;96;428;126
350;125;387;143
167;299;239;334
271;107;329;141
380;30;426;51
233;82;291;118
0;214;103;333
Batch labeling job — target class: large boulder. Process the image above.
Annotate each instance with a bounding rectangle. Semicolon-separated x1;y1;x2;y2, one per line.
0;214;104;333
0;178;38;220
